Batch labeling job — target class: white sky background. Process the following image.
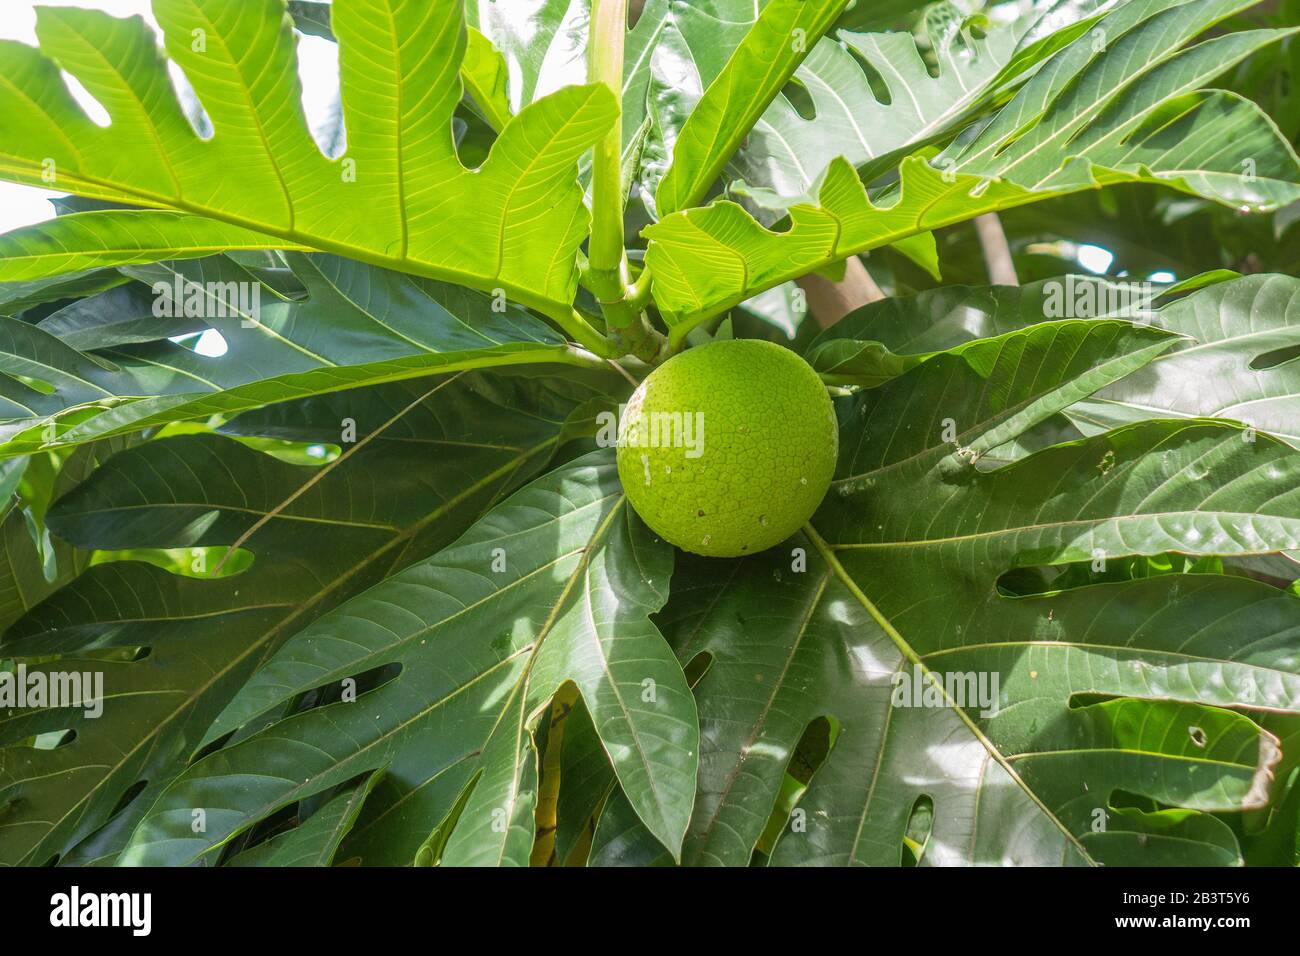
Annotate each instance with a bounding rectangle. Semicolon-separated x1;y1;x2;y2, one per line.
0;1;339;232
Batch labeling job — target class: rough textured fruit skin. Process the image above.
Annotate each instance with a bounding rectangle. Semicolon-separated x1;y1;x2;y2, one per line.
616;339;837;558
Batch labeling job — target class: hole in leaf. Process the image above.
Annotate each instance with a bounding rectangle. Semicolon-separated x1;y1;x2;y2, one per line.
902;794;934;866
996;553;1221;598
1114;92;1204;150
308;661;403;711
61;71;110;127
193;729;236;763
453;106;499;169
788;715;836;784
781;78;816;120
36;728;77;750
990;118;1037;158
1110;789;1161;813
682;651;712;687
168;62;214;139
169;329;228;357
297;31;346;157
751;715;838;862
89;546;254;579
6;373;55;395
108;779;150;818
1251;343;1300;371
843;45;893;105
227;436;342;467
224;801;303;861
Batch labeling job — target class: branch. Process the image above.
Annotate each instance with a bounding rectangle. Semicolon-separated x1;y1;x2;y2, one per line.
974;213;1019;286
797;256;885;328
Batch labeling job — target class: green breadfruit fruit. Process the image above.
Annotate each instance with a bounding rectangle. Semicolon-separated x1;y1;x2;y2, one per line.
616;338;838;557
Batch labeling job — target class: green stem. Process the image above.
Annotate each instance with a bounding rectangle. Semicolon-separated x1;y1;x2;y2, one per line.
552;306;619;358
586;0;665;362
587;0;628;298
626;270;654;311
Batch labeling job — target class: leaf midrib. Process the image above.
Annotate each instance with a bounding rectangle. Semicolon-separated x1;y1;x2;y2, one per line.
830;509;1300;552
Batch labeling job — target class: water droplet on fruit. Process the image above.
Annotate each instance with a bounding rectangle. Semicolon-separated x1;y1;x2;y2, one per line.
759;514;769;526
701;535;712;546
